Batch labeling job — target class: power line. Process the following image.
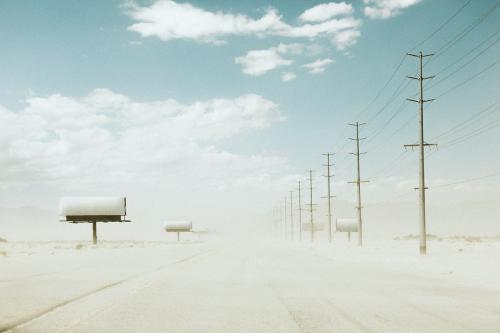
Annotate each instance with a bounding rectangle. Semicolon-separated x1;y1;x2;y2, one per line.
432;98;500;142
332;1;496;159
365;78;412;124
332;1;475;153
355;55;408;122
432;1;500;62
361;2;497;159
384;154;417;179
409;0;473;52
370;151;407;181
366;100;409;143
368;112;417;154
433;25;500;79
442;115;500;148
432;171;500;188
435;56;500;98
429;33;500;90
331;126;350;153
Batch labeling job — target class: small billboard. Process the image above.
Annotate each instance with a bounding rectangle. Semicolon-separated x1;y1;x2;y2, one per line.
336;218;358;232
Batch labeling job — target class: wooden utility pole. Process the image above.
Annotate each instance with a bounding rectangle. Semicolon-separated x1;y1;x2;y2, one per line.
279;200;284;239
275;206;279;235
92;222;97;245
306;170;316;242
405;51;436;255
349;122;368;247
322;153;335;243
284;196;288;240
289;191;294;240
297;180;303;241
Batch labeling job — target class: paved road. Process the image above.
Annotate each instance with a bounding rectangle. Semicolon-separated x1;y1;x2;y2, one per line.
1;241;499;332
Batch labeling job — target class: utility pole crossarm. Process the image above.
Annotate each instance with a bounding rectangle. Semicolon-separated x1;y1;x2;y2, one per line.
407;52;434;58
404;143;437;148
407;98;435;103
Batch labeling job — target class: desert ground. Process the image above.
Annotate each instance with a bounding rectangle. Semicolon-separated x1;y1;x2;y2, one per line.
1;236;499;333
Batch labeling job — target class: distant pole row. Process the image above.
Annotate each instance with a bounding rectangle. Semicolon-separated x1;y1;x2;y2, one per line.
273;50;436;255
273;123;368;246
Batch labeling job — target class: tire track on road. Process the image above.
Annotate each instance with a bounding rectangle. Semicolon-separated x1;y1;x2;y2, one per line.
323;299;373;333
265;281;306;333
0;250;210;333
52;250;218;333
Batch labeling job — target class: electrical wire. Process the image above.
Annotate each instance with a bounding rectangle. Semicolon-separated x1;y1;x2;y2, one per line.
408;0;473;52
432;98;500;141
435;57;500;98
432;170;500;188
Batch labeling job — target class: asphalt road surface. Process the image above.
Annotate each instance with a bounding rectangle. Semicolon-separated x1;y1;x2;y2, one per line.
1;240;499;332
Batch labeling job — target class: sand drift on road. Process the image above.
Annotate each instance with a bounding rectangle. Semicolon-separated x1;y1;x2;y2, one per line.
1;238;499;333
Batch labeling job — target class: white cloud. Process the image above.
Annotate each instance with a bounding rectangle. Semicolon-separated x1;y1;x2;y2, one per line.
283;17;360;39
299;2;354;22
0;89;287;188
126;0;287;44
126;1;361;49
281;72;297;82
332;29;361;50
306;43;327;55
363;0;422;20
235;43;303;76
302;58;334;74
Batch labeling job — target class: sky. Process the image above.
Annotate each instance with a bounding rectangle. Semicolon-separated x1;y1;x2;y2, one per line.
0;0;499;239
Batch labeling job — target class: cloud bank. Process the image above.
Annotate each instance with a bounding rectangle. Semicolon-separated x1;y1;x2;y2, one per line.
0;89;288;190
126;0;361;50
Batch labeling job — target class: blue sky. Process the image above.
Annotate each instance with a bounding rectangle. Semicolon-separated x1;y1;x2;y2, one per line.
0;0;499;225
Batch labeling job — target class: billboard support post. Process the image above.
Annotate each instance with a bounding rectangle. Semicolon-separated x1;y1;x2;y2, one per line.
92;222;97;245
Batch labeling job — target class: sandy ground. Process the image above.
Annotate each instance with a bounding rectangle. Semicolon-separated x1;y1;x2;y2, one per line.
1;238;499;333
